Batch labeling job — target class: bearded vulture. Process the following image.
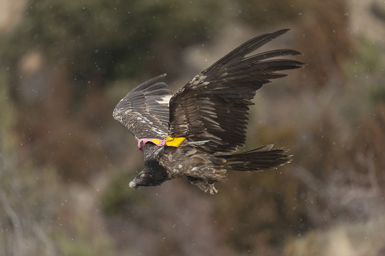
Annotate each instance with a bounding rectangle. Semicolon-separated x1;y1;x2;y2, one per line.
113;29;303;194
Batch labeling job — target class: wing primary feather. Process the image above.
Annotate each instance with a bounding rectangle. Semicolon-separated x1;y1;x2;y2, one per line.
132;74;167;93
204;29;292;75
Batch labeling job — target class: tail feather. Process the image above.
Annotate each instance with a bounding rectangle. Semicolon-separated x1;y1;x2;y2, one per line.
222;144;292;171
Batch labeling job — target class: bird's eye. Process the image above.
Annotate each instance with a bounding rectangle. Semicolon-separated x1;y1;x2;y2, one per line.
140;173;146;178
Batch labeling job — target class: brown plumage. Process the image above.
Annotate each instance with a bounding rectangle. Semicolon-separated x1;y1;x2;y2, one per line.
113;29;303;194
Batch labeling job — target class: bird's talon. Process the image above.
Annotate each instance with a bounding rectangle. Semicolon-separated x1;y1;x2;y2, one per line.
209;183;218;194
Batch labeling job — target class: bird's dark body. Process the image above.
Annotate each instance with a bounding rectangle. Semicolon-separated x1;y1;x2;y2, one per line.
113;29;303;194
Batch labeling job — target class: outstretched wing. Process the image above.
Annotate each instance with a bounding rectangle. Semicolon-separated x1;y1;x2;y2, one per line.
113;74;173;140
168;29;303;153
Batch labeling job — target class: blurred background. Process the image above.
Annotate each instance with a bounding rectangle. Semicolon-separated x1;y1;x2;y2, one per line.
1;0;385;255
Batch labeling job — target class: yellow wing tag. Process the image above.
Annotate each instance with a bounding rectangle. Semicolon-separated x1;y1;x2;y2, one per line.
166;136;185;147
151;139;160;145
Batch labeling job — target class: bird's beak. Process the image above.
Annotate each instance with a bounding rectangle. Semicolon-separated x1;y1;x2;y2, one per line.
129;180;137;189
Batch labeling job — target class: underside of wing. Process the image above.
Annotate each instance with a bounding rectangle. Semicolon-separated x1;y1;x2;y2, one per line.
168;29;304;153
113;74;173;140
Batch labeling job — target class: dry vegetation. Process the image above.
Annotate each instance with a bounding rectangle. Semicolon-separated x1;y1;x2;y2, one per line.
1;0;385;255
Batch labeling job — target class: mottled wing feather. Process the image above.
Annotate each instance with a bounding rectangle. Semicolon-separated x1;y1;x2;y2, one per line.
113;74;173;140
168;29;303;153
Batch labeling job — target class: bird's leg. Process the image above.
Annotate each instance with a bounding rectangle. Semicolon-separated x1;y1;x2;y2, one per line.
208;184;218;194
187;177;218;194
207;180;218;195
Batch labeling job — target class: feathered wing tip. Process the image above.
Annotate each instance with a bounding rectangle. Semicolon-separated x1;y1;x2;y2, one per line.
204;29;304;81
131;73;167;93
222;144;292;171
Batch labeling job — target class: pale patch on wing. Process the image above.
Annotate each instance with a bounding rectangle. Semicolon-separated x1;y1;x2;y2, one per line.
156;95;172;106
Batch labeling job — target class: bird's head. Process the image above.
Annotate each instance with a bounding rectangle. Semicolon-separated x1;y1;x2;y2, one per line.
129;160;168;189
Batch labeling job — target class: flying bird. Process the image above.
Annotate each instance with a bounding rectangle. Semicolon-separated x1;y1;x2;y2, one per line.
113;29;303;194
